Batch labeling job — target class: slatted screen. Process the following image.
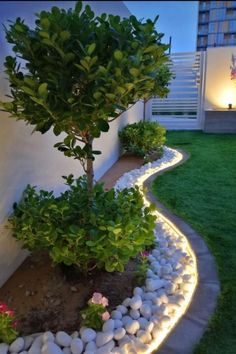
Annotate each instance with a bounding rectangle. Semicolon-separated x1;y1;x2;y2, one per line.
151;52;204;127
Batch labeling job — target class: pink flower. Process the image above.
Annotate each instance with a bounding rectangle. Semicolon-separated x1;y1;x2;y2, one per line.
100;296;109;307
12;320;18;329
91;292;103;305
140;250;150;257
0;303;8;313
5;310;14;317
101;311;110;321
91;293;109;307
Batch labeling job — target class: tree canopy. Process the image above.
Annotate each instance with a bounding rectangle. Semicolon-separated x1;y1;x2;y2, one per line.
1;1;171;191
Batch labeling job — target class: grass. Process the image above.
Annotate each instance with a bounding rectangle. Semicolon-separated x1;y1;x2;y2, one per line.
152;131;236;354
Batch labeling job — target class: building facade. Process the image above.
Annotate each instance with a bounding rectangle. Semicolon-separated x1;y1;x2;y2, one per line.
197;1;236;50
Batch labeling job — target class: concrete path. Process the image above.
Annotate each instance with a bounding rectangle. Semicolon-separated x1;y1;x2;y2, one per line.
100;150;220;354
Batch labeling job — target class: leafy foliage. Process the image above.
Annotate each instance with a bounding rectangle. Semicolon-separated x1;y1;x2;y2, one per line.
119;120;166;157
135;252;150;283
0;303;18;344
9;176;156;273
0;1;171;188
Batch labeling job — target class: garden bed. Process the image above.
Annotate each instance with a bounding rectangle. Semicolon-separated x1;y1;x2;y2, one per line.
0;253;140;336
0;147;198;354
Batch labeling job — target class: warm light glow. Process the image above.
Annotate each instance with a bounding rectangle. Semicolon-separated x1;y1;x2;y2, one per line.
115;148;198;353
217;87;235;109
135;150;198;353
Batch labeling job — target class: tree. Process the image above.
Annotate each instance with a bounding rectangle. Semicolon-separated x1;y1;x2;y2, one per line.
0;1;171;194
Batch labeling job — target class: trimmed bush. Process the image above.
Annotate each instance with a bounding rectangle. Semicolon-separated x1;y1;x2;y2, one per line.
9;176;156;273
119;120;166;158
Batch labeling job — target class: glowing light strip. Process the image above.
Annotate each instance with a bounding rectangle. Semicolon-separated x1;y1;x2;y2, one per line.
115;147;198;353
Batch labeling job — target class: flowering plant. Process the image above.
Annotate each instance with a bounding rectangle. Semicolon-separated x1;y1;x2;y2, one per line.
0;303;18;343
80;292;110;330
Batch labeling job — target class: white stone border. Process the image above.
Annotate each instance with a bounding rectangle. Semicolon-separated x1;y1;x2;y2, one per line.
0;147;198;354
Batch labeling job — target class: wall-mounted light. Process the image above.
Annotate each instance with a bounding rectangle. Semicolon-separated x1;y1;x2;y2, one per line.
228;103;233;110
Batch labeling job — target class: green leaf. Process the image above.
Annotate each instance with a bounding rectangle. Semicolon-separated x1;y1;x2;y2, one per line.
21;86;35;96
15;24;24;33
30;97;44;106
80;59;90;70
105;93;116;100
98;119;109;132
93;92;102;100
2;102;14;110
75;1;82;13
53;125;61;136
114;50;123;61
124;83;134;91
24;77;35;88
60;31;71;41
129;68;140;77
39;31;50;39
144;45;158;53
92;150;101;155
42;38;54;47
38;83;48;98
87;43;96;55
40;18;50;30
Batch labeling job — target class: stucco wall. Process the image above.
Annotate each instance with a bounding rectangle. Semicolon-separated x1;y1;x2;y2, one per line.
205;46;236;110
0;1;144;286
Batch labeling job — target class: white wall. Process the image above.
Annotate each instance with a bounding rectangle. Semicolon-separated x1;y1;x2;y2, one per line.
0;1;144;286
205;46;236;110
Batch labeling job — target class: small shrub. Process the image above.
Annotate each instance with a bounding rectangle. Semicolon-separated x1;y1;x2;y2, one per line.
0;303;18;344
119;120;166;158
10;175;156;273
80;292;110;330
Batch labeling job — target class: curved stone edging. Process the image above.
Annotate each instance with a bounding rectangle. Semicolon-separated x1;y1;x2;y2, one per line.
143;149;220;354
0;147;219;354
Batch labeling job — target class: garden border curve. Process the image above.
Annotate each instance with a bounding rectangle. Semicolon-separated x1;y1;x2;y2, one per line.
144;149;220;354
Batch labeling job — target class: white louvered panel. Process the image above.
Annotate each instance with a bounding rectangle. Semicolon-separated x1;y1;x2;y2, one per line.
151;51;204;123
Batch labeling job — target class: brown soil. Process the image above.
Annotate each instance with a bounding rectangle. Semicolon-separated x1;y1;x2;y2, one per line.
0;252;142;335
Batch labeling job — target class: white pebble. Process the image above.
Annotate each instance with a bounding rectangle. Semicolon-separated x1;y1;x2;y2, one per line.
70;338;83;354
41;342;63;354
43;331;55;343
130;309;140;320
114;328;126;341
133;287;143;296
85;341;97;351
96;331;113;347
146;279;165;292
81;328;96;343
137;330;152;344
62;348;72;354
23;336;34;350
0;344;9;354
102;319;115;332
9;337;24;353
96;340;115;354
137;317;148;330
114;319;123;329
130;295;142;310
116;305;127;315
56;332;72;347
140;304;152;319
125;320;140;335
111;310;122;320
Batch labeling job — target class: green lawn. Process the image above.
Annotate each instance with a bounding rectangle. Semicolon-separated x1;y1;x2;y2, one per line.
152;131;236;354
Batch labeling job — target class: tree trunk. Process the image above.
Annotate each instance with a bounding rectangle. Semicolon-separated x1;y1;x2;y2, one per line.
86;135;94;195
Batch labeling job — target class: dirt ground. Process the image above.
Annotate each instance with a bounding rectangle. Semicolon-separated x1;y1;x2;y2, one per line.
0;252;141;335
